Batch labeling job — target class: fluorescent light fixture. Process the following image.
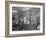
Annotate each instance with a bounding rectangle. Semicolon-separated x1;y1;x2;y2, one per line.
12;10;18;13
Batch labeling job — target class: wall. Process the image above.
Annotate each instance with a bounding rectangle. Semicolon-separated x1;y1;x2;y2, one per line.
0;0;46;38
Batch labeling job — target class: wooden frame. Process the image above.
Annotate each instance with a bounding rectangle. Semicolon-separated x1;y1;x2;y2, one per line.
5;1;45;37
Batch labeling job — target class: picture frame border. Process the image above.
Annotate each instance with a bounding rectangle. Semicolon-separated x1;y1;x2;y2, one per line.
5;1;45;37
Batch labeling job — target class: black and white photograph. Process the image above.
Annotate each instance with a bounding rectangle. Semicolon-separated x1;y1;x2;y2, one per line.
5;1;45;37
7;2;45;36
12;7;40;31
